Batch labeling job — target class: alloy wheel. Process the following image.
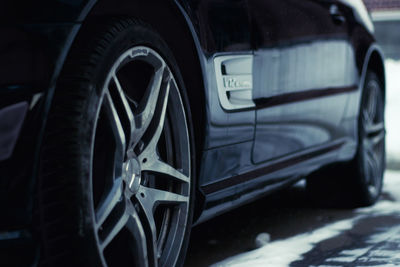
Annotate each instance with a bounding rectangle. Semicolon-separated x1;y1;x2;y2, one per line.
91;46;191;267
360;78;385;198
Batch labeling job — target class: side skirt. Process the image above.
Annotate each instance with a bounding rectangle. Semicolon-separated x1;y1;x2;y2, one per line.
195;139;355;225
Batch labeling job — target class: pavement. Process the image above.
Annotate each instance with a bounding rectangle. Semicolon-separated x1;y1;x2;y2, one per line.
185;171;400;267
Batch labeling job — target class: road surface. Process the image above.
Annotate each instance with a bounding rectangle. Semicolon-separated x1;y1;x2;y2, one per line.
185;170;400;267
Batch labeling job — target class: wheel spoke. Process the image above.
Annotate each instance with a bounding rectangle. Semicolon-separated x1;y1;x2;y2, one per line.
132;66;167;146
364;122;385;136
138;77;172;161
103;90;126;164
100;209;130;250
364;133;384;188
138;186;188;208
135;185;188;263
364;84;378;124
98;198;149;254
95;178;124;226
142;157;190;184
366;149;380;186
372;131;385;146
135;190;159;265
125;210;150;267
110;74;136;145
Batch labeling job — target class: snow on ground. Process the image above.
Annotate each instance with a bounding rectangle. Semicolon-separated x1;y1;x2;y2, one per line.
385;59;400;163
211;218;358;267
212;171;400;267
382;170;400;201
321;223;400;265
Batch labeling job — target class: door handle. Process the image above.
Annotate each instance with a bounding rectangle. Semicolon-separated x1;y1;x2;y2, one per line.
330;4;346;24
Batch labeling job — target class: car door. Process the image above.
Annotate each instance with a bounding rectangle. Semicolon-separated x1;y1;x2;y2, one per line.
249;0;358;164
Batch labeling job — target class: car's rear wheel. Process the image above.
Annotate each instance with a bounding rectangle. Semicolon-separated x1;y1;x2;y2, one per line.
356;72;386;203
306;71;385;207
38;19;194;267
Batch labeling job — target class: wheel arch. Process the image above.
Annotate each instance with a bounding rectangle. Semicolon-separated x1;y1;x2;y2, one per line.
350;44;386;152
361;44;386;101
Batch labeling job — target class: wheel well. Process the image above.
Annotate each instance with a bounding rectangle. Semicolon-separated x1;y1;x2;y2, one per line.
76;0;207;221
366;50;386;100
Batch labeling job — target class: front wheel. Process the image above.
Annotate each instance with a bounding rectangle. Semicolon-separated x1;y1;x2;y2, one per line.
38;19;195;267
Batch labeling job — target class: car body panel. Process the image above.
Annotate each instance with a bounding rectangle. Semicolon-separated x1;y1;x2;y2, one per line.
250;0;357;163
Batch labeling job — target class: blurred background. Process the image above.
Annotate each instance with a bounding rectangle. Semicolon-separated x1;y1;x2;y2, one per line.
365;0;400;59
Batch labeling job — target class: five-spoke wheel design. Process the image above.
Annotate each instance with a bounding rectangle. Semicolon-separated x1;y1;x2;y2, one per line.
92;46;191;267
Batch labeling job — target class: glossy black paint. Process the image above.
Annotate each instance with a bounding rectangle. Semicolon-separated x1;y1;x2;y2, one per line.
250;0;355;163
182;0;383;224
0;0;384;258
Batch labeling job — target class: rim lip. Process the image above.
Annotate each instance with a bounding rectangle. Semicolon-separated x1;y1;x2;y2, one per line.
361;78;385;198
89;45;191;267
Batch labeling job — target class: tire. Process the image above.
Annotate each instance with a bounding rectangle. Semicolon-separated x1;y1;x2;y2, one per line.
38;19;195;267
306;71;385;208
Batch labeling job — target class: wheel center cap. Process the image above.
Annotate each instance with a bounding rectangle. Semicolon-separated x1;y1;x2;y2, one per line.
123;158;141;194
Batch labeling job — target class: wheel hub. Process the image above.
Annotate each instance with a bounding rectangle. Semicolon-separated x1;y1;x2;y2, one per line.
123;157;141;194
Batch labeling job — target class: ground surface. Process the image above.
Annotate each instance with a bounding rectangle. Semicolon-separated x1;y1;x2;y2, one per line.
184;60;400;267
186;171;400;267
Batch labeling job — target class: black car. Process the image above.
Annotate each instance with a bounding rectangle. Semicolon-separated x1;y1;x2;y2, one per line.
0;0;386;266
